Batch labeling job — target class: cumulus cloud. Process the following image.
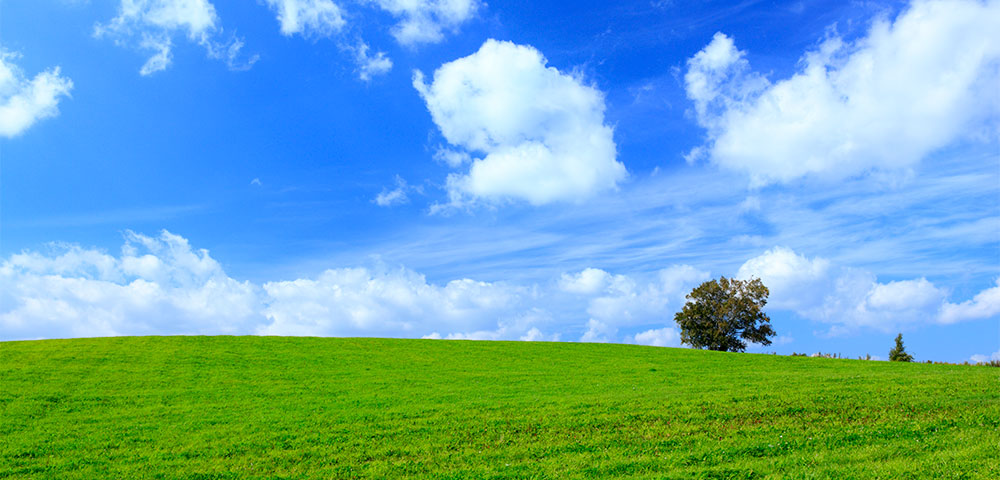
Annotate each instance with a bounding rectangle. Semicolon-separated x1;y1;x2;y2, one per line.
9;232;993;353
520;327;546;341
736;246;832;311
371;0;481;46
939;278;1000;324
628;327;682;347
2;231;705;344
562;265;709;343
0;51;73;138
261;268;526;337
263;0;346;37
580;318;614;343
352;41;393;81
96;0;257;75
414;39;627;206
737;246;998;333
685;0;1000;184
559;268;613;295
0;231;263;340
970;350;1000;364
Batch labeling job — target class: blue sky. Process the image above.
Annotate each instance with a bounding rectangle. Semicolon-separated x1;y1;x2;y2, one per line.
2;0;998;362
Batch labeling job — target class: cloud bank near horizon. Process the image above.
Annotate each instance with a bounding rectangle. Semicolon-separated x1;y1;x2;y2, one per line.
1;230;703;345
3;231;996;346
737;247;1000;335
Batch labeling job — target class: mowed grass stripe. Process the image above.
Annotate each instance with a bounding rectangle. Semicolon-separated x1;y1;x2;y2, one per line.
1;336;997;479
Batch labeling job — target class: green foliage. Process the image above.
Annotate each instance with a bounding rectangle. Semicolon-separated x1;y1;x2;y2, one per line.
889;333;914;362
674;276;775;352
1;336;998;479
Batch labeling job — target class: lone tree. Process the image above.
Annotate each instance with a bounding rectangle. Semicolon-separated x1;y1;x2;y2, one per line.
888;333;914;362
674;277;775;352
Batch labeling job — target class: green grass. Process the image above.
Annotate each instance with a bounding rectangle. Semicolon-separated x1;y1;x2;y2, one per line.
1;336;997;479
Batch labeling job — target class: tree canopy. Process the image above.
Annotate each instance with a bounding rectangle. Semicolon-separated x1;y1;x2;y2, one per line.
674;276;775;352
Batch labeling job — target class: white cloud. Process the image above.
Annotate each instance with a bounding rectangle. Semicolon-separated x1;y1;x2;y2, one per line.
658;265;713;305
202;35;258;72
374;187;407;207
737;246;997;333
685;0;1000;185
520;327;545;341
559;268;613;295
353;41;393;81
867;278;946;312
0;230;263;340
0;51;73;138
580;318;614;343
939;278;1000;324
564;265;709;343
433;148;471;167
629;327;682;347
263;0;346;37
970;350;1000;363
1;231;718;346
371;0;481;46
424;310;558;342
374;175;417;207
138;33;172;75
737;246;832;311
96;0;256;75
261;268;525;337
414;39;627;206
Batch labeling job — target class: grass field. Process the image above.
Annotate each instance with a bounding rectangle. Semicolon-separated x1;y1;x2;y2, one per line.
1;336;997;479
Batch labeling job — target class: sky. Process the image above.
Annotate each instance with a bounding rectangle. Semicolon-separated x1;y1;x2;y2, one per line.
1;0;998;362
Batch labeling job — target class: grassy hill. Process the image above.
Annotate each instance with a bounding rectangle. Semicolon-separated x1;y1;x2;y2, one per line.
1;336;997;479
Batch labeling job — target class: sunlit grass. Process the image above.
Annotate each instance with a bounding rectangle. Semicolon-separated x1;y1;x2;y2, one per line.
1;336;997;478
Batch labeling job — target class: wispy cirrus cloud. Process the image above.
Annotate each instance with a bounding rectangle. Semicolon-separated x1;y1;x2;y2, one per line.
95;0;258;75
260;1;393;81
374;175;420;207
329;150;997;289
